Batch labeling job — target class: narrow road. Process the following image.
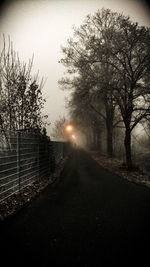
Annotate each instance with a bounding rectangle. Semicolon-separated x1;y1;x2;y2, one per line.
1;149;150;266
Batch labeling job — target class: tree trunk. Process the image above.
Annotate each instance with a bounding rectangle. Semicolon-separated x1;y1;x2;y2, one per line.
124;127;132;170
86;130;91;149
106;118;113;158
96;131;102;152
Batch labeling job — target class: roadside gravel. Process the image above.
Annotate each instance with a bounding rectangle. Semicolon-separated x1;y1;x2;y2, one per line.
89;151;150;188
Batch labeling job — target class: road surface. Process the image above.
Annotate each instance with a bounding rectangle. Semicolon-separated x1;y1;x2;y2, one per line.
0;149;150;266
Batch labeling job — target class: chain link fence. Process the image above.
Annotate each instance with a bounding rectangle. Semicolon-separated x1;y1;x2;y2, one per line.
0;131;68;202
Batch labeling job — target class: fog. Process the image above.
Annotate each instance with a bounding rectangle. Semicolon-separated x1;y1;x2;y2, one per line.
0;0;150;136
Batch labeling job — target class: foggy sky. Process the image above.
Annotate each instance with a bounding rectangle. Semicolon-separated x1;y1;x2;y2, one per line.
0;0;150;136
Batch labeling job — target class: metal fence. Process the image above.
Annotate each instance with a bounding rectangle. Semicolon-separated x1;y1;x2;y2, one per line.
52;141;66;164
0;131;68;202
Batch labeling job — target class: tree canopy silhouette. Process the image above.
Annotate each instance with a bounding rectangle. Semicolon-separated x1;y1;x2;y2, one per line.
59;8;150;169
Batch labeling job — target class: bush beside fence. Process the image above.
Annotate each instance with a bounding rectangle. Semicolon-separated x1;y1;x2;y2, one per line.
0;131;68;202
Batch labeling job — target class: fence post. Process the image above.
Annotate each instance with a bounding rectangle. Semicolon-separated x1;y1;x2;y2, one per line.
37;135;40;180
17;131;21;192
48;140;50;174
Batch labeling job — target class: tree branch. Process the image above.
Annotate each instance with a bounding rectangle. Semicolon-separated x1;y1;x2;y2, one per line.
130;112;150;132
89;103;106;121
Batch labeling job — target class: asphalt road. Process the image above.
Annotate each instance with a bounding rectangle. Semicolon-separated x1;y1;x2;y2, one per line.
0;149;150;266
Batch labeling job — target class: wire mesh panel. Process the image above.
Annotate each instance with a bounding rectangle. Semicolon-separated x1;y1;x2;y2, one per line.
0;131;18;201
39;136;51;179
0;130;68;202
52;141;64;164
18;131;39;191
0;131;50;202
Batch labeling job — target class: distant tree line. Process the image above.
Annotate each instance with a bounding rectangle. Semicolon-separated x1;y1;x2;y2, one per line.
51;116;67;141
0;36;49;141
59;8;150;170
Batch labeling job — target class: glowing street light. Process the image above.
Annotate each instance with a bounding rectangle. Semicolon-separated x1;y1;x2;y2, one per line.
65;124;73;133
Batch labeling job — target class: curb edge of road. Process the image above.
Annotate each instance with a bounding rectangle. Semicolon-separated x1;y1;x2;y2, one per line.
89;153;150;190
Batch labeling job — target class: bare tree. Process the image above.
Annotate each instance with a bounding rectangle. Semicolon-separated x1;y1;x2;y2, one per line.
103;14;150;169
51;116;68;141
60;8;150;169
59;11;120;157
0;36;48;137
67;82;104;150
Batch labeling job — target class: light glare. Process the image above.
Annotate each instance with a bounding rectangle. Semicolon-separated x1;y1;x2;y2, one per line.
66;124;73;132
